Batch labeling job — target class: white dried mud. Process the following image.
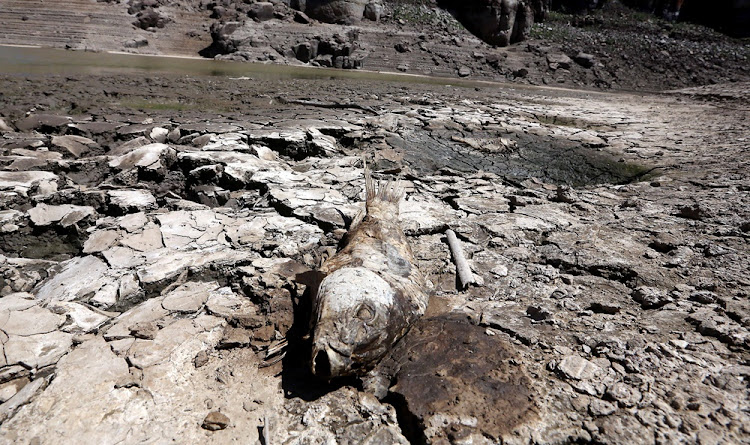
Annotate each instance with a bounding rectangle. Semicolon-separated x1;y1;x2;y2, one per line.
0;73;748;444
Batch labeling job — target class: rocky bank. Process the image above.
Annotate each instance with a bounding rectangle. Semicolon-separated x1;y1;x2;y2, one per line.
0;72;748;443
0;0;747;91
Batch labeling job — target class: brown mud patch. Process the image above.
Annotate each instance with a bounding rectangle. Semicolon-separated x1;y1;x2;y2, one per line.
383;314;540;444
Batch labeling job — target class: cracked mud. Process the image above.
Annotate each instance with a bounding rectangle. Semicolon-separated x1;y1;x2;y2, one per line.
0;71;748;444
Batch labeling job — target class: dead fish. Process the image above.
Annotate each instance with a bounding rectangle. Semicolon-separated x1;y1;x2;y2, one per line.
310;166;428;378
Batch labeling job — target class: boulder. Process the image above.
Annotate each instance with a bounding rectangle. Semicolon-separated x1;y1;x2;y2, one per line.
134;7;170;29
248;2;275;21
304;0;368;24
437;0;535;46
364;2;383;20
294;42;314;62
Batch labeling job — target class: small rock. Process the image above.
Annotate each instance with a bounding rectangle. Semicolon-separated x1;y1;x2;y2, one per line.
15;114;71;132
4;331;74;368
108;143;176;177
119;212;149;232
108;190;157;213
129;321;159;340
35;256;109;303
458;66;471;77
589;302;621;315
394;42;410;53
202;411;230;431
0;117;15;132
192;134;211;147
677;203;708;220
123;38;149;48
134;7;169;29
509;68;527;78
0;305;65;336
167;128;181;142
573;52;595;68
83;230;121;254
490;265;508;277
294;42;313;63
632;286;672;309
527;305;552;321
28;203;95;227
690;290;717;304
547;53;572;70
589;398;617;416
194;350;210;368
605;382;642;407
149;127;169;143
553;185;577;203
120;225;163;252
0;171;58;192
294;10;311;24
218;326;252;349
556;355;602;380
162;281;218;313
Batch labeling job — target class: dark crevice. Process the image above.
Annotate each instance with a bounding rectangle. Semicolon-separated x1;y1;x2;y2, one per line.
0;225;87;261
382;390;428;445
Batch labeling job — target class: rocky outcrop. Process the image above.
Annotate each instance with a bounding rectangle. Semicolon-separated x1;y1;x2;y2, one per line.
438;0;536;46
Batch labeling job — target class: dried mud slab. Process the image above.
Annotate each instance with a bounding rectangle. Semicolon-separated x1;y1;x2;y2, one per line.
383;314;539;444
0;71;748;444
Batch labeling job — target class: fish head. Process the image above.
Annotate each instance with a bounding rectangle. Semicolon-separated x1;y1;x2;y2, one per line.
311;267;401;378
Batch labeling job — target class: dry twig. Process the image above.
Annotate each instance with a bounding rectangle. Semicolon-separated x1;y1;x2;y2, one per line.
445;229;476;290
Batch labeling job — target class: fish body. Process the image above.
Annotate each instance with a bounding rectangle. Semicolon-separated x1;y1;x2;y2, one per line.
310;168;428;378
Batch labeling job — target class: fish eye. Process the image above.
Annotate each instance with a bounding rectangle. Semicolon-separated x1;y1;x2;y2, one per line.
356;304;376;322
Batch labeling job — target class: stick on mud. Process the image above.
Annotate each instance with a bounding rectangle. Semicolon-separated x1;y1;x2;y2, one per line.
445;229;475;290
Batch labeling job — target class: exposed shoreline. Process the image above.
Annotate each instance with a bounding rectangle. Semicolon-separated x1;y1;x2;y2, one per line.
0;69;748;443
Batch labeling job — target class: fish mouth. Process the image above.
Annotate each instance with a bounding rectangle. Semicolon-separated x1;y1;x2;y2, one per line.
311;345;350;378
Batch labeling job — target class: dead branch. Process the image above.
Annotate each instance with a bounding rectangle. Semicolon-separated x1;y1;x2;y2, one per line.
276;96;379;115
445;229;476;290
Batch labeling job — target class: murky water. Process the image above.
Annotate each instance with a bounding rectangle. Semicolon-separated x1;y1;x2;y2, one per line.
0;45;494;87
0;45;652;186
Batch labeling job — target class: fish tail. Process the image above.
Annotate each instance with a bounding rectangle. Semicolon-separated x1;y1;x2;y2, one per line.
364;161;404;211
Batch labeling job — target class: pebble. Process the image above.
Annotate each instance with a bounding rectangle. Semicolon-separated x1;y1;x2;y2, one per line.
202;411;230;431
556;355;602;381
589;399;617;416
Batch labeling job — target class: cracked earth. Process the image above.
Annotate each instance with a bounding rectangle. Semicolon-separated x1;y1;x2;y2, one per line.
0;72;748;444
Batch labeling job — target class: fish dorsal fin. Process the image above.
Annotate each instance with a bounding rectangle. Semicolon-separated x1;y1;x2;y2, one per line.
364;161;404;212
